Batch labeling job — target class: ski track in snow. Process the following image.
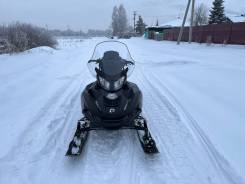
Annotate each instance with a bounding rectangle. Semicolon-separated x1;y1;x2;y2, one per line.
0;38;244;184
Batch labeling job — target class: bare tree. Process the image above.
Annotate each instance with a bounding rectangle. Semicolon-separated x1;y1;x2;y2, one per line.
111;4;128;37
111;6;119;36
118;4;128;37
194;3;208;26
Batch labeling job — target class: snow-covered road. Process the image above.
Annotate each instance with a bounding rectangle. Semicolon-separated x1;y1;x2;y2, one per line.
0;38;244;184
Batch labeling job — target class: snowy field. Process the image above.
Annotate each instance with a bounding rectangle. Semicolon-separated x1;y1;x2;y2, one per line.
0;37;244;184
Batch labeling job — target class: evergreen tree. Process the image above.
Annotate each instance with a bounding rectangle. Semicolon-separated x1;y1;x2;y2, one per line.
209;0;226;24
136;15;146;35
156;19;159;27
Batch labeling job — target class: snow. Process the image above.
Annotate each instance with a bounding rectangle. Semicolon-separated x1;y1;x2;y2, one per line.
227;13;245;23
126;39;245;178
0;37;245;184
159;17;183;28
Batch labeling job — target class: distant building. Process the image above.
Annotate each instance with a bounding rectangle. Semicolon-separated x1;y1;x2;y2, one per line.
144;15;245;45
144;17;182;40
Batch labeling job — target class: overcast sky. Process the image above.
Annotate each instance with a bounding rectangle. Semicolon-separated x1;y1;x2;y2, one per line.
0;0;244;31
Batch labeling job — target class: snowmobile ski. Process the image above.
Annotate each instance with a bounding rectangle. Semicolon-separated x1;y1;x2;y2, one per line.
66;118;90;156
134;116;159;154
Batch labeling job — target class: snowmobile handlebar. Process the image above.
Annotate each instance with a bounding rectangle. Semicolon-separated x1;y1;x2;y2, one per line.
88;59;134;66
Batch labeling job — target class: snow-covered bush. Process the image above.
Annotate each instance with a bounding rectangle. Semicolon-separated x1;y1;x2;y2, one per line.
6;23;57;53
0;39;12;54
7;26;28;52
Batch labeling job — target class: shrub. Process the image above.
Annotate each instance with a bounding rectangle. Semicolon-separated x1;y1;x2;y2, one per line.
2;23;57;53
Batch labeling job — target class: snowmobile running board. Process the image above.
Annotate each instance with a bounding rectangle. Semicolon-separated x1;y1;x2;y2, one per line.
66;117;159;156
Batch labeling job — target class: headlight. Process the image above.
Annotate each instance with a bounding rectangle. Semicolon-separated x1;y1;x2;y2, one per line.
114;76;125;90
99;76;110;90
99;76;125;91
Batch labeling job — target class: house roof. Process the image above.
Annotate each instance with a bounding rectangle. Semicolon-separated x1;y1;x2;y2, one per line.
227;14;245;23
158;17;184;28
146;18;183;29
146;13;245;30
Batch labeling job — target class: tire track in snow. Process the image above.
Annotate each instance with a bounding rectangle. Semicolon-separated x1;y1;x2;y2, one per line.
0;75;81;162
0;82;80;183
126;38;244;184
0;66;90;184
148;71;244;184
134;64;243;184
129;66;234;184
0;39;101;184
132;68;199;184
0;44;90;162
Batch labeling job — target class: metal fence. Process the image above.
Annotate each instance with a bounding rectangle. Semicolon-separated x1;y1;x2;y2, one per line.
151;22;245;45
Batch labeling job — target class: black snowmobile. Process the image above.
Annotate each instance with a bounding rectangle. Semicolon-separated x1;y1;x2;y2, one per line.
66;41;158;156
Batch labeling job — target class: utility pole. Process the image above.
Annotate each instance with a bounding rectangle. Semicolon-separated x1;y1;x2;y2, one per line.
177;0;196;44
133;11;137;32
177;0;191;44
189;0;195;43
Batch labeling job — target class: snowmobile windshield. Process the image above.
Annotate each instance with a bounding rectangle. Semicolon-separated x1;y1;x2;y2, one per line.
88;41;135;78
